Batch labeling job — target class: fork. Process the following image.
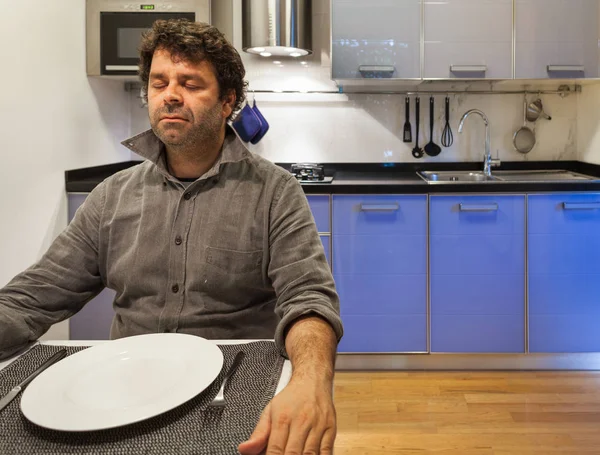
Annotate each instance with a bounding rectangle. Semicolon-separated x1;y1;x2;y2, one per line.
210;351;245;407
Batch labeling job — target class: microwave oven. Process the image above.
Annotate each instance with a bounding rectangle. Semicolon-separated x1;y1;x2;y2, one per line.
86;0;210;79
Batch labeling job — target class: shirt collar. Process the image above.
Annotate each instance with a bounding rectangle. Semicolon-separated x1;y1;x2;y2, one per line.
121;126;252;180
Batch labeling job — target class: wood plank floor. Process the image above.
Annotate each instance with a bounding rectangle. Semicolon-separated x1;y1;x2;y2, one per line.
333;371;600;454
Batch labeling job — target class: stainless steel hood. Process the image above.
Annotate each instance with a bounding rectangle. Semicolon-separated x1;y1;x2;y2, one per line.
242;0;312;57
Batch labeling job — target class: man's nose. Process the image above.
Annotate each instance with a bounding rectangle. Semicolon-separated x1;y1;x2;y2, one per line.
164;83;183;104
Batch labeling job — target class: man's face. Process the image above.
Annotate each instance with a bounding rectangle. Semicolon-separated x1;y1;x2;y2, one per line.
147;49;234;148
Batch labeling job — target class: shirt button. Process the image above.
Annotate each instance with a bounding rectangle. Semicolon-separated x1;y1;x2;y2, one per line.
184;192;192;200
171;284;179;293
175;236;182;245
211;178;219;185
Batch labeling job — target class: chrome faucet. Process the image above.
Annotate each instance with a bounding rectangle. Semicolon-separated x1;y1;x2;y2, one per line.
458;109;501;177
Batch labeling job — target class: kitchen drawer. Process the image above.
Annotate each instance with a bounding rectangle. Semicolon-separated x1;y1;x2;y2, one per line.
338;314;427;353
430;195;525;235
529;274;600;315
431;274;524;315
334;274;426;315
333;195;427;235
431;314;525;353
333;234;426;275
307;195;330;233
529;234;600;275
431;234;524;275
530;315;600;353
528;194;600;235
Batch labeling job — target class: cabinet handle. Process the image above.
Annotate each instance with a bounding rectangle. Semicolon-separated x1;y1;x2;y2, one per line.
547;65;585;73
105;65;139;71
459;203;498;212
360;203;399;212
563;202;600;210
358;65;395;78
450;65;487;73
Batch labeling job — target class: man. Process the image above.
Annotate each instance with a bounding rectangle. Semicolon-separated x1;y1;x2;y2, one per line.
0;20;343;454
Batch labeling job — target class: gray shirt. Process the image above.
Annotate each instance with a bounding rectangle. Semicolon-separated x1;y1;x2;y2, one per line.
0;128;343;360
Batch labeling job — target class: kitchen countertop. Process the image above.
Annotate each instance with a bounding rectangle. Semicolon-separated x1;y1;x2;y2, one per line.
65;160;600;194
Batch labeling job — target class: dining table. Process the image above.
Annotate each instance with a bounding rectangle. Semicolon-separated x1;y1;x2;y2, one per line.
0;338;292;454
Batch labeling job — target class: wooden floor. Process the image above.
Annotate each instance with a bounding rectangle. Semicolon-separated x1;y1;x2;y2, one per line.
333;371;600;454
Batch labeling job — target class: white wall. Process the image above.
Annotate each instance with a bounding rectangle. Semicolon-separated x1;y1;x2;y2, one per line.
578;83;600;164
0;1;132;339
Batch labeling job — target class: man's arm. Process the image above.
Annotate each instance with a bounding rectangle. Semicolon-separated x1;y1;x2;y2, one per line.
0;182;107;360
285;314;337;384
239;173;342;455
266;174;344;357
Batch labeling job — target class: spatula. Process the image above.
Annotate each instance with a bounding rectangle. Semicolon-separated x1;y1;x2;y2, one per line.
403;97;412;143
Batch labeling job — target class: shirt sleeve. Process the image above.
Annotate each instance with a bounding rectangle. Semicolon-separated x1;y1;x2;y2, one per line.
268;174;343;358
0;181;107;360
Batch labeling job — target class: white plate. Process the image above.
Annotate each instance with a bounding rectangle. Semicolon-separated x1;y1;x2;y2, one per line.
20;333;224;431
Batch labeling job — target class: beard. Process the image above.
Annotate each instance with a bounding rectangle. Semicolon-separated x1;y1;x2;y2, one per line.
150;101;223;150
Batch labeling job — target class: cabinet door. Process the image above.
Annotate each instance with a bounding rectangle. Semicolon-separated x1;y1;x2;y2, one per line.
333;195;427;353
430;195;526;353
331;0;421;80
529;194;600;352
306;195;330;233
424;0;513;79
320;235;331;267
67;194;115;340
516;0;599;78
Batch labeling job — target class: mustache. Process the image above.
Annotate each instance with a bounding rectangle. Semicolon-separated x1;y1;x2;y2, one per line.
155;106;192;120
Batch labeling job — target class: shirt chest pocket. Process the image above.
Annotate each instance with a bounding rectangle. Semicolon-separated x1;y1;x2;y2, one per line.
205;246;263;275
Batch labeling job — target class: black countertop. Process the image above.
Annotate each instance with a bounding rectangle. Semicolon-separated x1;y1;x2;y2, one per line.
65;160;600;194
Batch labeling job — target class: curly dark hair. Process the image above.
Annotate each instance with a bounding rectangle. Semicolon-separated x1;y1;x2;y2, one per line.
138;19;247;118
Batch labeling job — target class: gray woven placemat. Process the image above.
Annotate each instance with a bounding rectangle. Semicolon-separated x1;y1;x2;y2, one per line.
0;341;284;454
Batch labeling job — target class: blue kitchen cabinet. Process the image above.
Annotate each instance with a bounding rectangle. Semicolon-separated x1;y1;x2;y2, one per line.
333;195;428;353
307;195;330;233
528;193;600;352
67;194;116;340
430;195;526;353
307;195;331;267
320;235;331;267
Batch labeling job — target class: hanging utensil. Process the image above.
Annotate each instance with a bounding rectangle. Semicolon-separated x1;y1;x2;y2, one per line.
412;97;424;158
441;96;454;147
513;95;536;154
403;97;412;143
526;98;552;122
424;96;442;157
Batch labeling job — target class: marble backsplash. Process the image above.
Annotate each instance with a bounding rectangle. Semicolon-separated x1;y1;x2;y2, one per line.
129;83;579;165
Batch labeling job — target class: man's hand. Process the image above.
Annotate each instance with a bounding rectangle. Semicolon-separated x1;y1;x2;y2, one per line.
238;376;336;455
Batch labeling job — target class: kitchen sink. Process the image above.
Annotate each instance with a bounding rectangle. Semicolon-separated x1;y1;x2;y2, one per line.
418;169;598;184
418;171;500;183
493;170;597;182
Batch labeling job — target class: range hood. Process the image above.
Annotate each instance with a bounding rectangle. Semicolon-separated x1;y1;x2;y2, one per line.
242;0;312;57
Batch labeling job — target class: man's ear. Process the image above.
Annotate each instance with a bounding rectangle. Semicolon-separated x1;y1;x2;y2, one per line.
222;89;236;119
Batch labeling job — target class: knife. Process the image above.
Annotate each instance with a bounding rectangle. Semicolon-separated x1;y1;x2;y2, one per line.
0;349;68;413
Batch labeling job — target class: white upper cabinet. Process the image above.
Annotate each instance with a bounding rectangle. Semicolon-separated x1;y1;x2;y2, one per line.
423;0;513;79
515;0;600;79
331;0;421;80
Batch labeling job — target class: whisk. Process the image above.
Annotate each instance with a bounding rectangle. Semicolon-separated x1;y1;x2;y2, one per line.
441;96;454;147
